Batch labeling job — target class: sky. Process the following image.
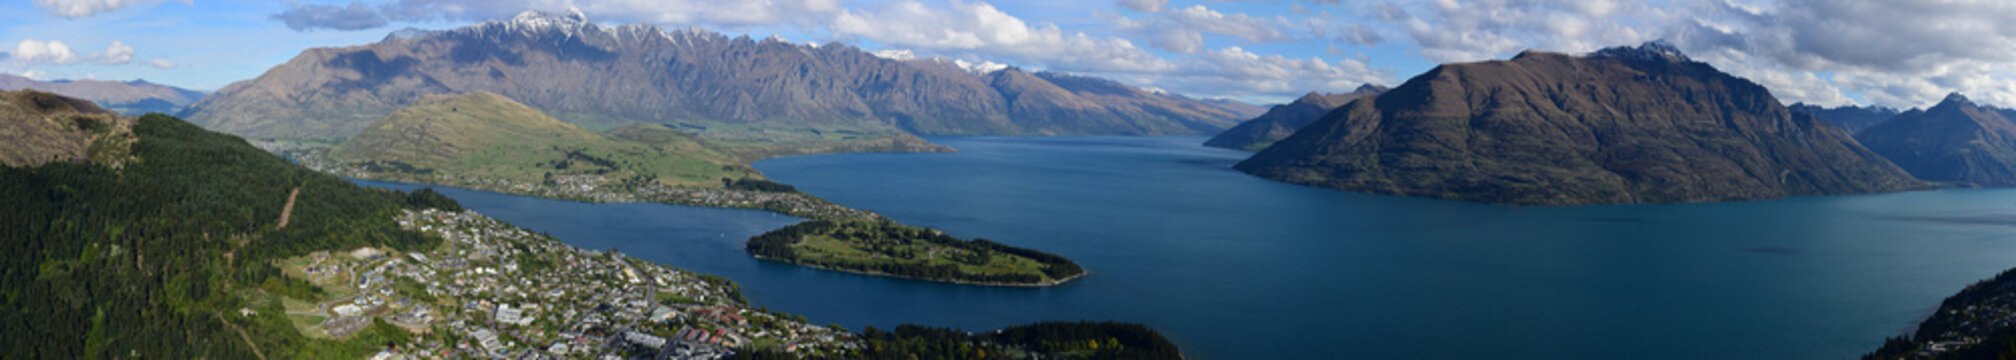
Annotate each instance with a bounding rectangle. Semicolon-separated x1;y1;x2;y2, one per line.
4;0;2016;109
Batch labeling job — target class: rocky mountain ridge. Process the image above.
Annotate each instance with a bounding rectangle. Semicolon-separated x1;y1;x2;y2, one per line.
183;10;1244;156
1856;93;2016;187
1205;84;1387;151
1234;42;1925;205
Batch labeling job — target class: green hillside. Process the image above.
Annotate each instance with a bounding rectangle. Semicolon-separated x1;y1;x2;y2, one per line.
327;92;757;188
1;93;460;358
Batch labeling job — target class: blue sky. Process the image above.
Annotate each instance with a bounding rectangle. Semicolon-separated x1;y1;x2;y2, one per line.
5;0;2016;108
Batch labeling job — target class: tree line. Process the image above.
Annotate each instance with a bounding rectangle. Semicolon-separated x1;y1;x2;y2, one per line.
744;219;1085;284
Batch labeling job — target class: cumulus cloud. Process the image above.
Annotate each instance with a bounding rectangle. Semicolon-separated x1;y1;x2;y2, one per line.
12;39;83;66
832;1;1175;73
98;41;134;65
149;58;175;69
1353;0;2016;108
827;1;1389;98
1378;0;1652;63
1167;46;1390;95
34;0;145;18
1694;0;2016;108
272;2;392;31
1117;0;1166;13
1116;4;1295;53
9;39;170;70
579;0;843;28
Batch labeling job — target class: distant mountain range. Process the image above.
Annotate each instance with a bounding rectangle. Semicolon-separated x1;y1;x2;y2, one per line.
0;74;206;116
1789;103;1898;134
1204;84;1386;151
1233;42;1924;205
184;10;1246;156
1855;93;2016;187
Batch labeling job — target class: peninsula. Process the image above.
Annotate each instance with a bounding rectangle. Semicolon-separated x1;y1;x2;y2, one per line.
287;91;1086;286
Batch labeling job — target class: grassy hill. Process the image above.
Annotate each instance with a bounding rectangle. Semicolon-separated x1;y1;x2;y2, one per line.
327;92;757;188
0;90;460;358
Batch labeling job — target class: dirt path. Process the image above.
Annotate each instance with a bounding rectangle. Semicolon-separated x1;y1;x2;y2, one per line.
277;187;300;228
215;312;269;360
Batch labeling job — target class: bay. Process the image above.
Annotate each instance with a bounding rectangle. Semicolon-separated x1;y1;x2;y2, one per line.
362;135;2016;359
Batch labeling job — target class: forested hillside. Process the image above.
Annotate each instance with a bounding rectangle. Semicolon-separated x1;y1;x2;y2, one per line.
1;107;460;357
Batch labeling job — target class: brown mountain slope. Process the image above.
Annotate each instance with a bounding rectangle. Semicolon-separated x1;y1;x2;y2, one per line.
1235;42;1924;205
1856;93;2016;187
0;89;133;168
0;74;205;116
326;92;755;187
183;10;1241;155
1205;84;1387;151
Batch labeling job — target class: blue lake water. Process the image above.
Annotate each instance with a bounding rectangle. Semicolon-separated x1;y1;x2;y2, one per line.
360;136;2016;359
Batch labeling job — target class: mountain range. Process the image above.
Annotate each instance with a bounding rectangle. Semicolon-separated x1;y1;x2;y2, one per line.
0;74;206;116
183;10;1246;156
1234;42;1924;205
1204;84;1386;151
1789;103;1899;134
1855;93;2016;187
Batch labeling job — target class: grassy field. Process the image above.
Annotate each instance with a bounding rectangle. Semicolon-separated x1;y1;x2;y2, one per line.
328;92;760;189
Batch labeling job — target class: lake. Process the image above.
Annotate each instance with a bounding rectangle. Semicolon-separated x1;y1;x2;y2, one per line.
360;136;2016;359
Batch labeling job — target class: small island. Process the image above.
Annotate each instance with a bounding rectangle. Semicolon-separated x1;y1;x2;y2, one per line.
746;220;1086;286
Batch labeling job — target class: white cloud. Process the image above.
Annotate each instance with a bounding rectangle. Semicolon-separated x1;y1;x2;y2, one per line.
149;58;175;69
1354;0;2016;108
1169;46;1390;95
578;0;842;28
33;0;143;18
1117;4;1295;53
1117;0;1166;13
31;0;190;18
368;0;843;29
832;1;1175;74
99;41;134;65
13;39;83;66
272;1;392;31
1379;0;1654;64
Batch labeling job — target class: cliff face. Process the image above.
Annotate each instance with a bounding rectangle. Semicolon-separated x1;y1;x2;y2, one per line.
1205;84;1386;151
1235;42;1924;205
1856;93;2016;187
184;10;1242;154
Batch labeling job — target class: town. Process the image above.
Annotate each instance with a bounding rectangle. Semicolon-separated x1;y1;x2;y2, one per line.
278;207;858;359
